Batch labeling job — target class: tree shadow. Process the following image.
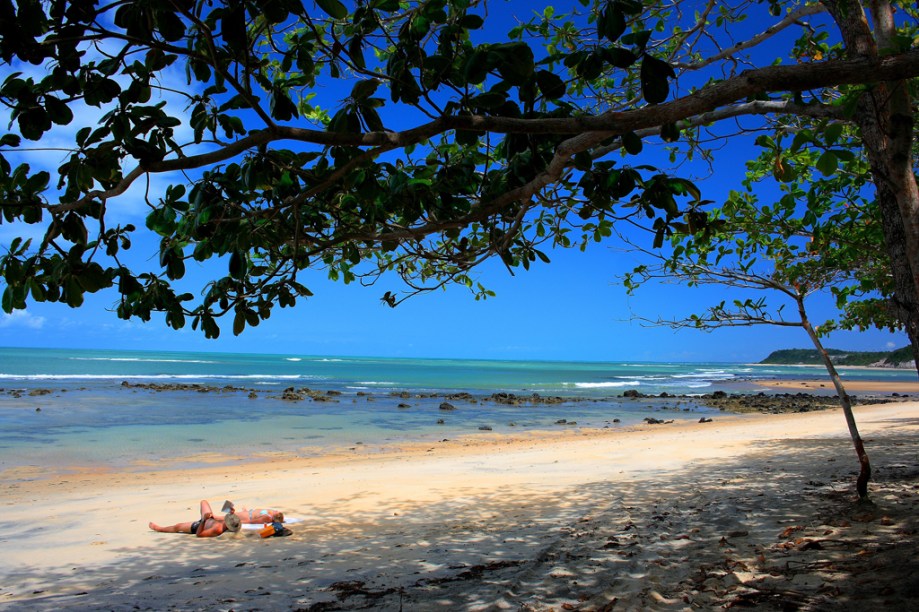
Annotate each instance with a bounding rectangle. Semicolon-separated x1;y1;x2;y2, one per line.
3;431;918;611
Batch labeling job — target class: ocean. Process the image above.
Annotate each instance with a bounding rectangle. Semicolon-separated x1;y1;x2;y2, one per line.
1;347;914;474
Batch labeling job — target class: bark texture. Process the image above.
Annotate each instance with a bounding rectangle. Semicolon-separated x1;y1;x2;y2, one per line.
824;0;919;376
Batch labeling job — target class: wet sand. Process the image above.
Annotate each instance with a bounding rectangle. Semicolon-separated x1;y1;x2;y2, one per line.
755;378;919;393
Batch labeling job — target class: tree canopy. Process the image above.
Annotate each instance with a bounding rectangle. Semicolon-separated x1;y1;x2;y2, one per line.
1;0;918;345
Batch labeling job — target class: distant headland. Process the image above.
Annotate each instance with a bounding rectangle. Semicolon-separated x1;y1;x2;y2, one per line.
761;346;915;369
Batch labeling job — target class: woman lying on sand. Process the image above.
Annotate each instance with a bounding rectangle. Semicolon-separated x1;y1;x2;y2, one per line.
223;500;285;524
149;500;242;537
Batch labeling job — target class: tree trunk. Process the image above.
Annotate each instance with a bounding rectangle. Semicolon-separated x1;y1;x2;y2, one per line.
798;296;872;498
871;170;919;369
824;0;919;377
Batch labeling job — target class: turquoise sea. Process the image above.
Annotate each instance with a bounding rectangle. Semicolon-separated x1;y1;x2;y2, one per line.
0;347;914;474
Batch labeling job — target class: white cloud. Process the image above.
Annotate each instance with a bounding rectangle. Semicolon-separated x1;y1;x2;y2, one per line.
0;310;46;329
887;342;897;349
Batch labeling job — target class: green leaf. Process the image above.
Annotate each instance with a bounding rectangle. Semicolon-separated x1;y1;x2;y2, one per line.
576;52;604;80
660;122;680;142
573;151;593;171
229;250;246;279
45;96;73;126
470;91;507;109
601;47;638;69
824;122;844;146
260;0;292;23
492;43;535;86
461;14;484;29
233;310;246;336
351;79;380;101
622;29;652;50
270;87;298;121
790;130;811;153
816;150;838;176
640;55;674;104
155;9;185;42
464;47;490;84
1;286;12;314
622;131;643;155
535;70;565;100
315;0;348;19
222;4;248;56
598;2;626;43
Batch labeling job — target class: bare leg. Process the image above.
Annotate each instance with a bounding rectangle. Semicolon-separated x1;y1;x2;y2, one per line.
199;500;214;519
149;521;194;533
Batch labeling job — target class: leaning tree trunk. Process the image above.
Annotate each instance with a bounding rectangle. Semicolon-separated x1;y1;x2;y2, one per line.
798;296;872;499
824;0;919;377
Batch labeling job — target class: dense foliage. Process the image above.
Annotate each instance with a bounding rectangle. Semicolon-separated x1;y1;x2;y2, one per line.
761;346;914;366
1;0;918;343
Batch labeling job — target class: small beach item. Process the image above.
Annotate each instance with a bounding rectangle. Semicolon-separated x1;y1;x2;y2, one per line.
224;512;242;532
221;500;234;513
259;521;292;538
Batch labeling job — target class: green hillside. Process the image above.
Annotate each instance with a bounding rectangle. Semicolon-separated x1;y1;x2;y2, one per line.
761;347;914;367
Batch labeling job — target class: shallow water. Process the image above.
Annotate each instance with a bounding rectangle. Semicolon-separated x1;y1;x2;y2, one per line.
0;347;913;473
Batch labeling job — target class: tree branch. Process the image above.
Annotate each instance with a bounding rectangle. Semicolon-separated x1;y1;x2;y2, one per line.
673;4;828;71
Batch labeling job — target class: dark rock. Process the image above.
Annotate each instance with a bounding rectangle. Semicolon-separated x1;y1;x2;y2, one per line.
698;417;713;423
439;402;456;411
622;390;643;398
281;388;304;401
436;419;445;424
398;403;411;408
478;425;493;431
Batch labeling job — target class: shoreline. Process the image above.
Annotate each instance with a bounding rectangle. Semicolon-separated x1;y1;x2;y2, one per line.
3;401;918;610
752;378;919;393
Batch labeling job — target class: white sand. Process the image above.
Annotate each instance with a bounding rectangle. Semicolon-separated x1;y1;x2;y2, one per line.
2;402;918;610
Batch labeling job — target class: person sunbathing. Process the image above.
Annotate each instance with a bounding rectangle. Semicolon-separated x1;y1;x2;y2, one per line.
230;504;285;524
149;499;242;537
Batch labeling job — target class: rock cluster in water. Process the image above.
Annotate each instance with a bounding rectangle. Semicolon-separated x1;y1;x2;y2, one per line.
8;382;912;422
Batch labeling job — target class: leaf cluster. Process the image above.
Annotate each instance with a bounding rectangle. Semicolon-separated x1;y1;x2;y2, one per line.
0;0;915;338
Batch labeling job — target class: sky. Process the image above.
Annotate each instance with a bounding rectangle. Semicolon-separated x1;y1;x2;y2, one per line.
0;1;911;363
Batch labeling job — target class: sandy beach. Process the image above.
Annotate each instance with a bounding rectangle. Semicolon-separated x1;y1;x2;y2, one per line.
2;401;918;611
755;378;919;393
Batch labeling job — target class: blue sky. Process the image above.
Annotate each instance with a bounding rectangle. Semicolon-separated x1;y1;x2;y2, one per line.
0;1;911;362
1;221;906;362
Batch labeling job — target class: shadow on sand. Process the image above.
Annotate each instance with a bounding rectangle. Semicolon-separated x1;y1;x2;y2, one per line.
3;431;918;611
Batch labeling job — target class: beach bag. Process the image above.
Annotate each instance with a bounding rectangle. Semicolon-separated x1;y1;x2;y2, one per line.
259;521;292;538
